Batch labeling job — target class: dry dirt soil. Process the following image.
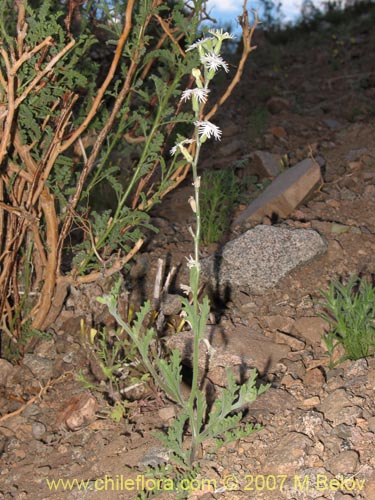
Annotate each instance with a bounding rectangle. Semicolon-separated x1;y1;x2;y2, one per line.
2;10;375;500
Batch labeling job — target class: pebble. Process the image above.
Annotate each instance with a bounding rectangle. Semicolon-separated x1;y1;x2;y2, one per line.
31;422;46;440
325;450;359;475
0;359;14;386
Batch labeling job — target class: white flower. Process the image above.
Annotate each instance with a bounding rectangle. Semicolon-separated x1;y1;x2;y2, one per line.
192;176;201;188
185;255;199;269
208;29;236;41
181;88;210;104
186;37;213;51
170;138;195;156
194;120;222;140
201;52;229;73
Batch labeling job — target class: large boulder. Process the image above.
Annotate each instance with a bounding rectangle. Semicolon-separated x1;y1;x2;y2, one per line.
202;225;327;296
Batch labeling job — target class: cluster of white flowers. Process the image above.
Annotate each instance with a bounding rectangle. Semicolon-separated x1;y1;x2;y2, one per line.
180;88;210;104
170;30;235;156
194;120;222;140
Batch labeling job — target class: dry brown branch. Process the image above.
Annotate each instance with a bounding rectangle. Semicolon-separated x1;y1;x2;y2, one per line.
60;0;136;153
154;14;186;57
204;4;259;122
12;36;54;74
7;161;34;182
15;39;76;110
56;56;139;268
29;93;78;207
72;238;144;285
16;1;27;58
123;132;146;144
30;192;58;329
0;66;7;90
0;50;15;165
0;177;3;236
0;375;69;423
13;131;38;174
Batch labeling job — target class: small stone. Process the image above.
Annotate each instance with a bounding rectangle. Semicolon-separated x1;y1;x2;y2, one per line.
322;118;343;130
264;315;295;332
0;359;14;386
281;373;303;389
32;421;46;440
346;147;369;162
302;396;320;407
22;354;54;381
160;294;182;316
219;139;244;157
268;126;288;138
368;416;375;433
138;447;170;468
267;96;290;114
60;394;98;431
263;432;312;474
158;406;176;422
334;494;359;500
363;474;375;500
295;411;324;438
318;389;362;426
345;358;368;377
251;150;281;178
275;331;305;350
304;368;325;393
325;450;359;475
294;316;329;346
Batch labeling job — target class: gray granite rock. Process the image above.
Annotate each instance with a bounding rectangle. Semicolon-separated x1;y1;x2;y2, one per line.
202;225;327;295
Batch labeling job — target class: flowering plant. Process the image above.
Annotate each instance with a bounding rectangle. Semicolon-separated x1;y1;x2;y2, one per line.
99;19;267;498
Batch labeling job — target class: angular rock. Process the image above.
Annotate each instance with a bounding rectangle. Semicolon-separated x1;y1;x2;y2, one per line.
363;474;375;500
263;432;312;474
318;389;362;426
0;359;14;386
268;125;288;138
266;96;290;114
303;368;326;393
218;139;244;157
249;387;298;414
59;394;98;431
322;118;343;130
275;331;305;350
325;450;359;475
160;294;182;316
202;225;327;296
233;158;323;229
22;354;55;381
264;315;295;332
250;150;281;178
294;316;329;346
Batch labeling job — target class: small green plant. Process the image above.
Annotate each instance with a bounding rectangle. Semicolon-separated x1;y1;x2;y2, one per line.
200;169;240;244
320;275;375;367
78;318;151;416
248;105;270;138
99;21;268;497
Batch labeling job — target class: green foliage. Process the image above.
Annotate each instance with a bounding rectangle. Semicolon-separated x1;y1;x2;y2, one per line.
320;275;375;367
77;306;154;417
0;0;217;344
200;169;240;244
248;105;270;138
